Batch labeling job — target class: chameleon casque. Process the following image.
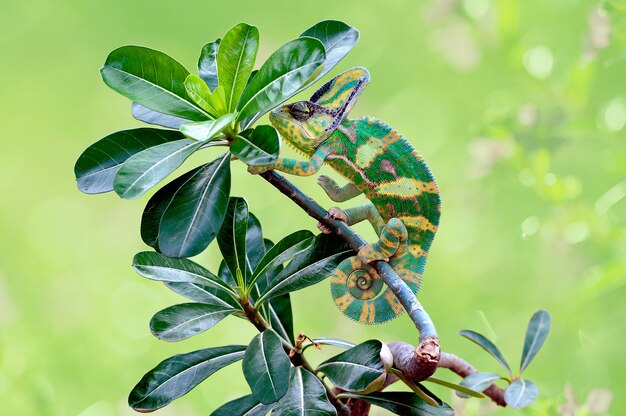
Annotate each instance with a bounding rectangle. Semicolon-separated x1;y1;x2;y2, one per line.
251;67;441;324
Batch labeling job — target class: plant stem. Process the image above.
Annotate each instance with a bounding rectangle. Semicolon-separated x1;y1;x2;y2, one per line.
240;296;350;415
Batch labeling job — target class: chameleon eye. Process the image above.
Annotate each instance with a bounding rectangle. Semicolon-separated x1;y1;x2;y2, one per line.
289;102;312;121
292;102;308;112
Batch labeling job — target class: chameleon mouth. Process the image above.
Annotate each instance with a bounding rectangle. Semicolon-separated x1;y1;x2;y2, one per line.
269;108;323;155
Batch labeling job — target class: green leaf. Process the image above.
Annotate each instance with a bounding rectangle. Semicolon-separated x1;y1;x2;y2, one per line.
211;394;273;416
211;86;228;114
132;251;235;295
113;139;202;199
150;303;234;342
250;230;314;287
339;392;454;416
128;345;245;412
520;310;551;373
184;74;220;117
245;213;266;274
243;329;291;404
266;294;294;345
459;330;512;375
158;153;231;258
273;367;336;416
101;45;208;120
303;338;355;351
75;128;186;194
132;102;189;129
217;197;249;287
231;125;280;166
504;379;539;408
237;37;326;122
180;113;237;141
317;340;386;393
455;372;501;398
218;23;259;112
198;39;221;91
257;234;351;303
164;281;239;309
299;20;360;87
140;168;191;251
424;376;484;399
218;259;237;287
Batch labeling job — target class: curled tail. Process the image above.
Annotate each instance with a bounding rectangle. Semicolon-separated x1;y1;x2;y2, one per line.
330;256;405;324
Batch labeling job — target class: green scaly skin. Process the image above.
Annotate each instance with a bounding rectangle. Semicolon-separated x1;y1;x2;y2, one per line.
252;67;441;324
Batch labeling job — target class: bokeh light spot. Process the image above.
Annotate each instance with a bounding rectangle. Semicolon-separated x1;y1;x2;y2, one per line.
523;46;554;80
544;173;557;186
597;98;626;133
463;0;490;19
521;216;540;239
564;221;589;244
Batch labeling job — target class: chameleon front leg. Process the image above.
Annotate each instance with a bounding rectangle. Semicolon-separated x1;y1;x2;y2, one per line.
317;175;362;202
248;146;328;177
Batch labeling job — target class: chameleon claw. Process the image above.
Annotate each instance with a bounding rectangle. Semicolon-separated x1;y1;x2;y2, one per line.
327;207;347;222
317;222;334;234
247;164;272;175
317;174;333;187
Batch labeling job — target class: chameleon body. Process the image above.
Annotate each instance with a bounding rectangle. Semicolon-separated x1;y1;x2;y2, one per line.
256;67;441;324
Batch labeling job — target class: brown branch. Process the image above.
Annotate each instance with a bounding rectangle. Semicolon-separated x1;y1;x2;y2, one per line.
388;341;441;383
439;352;506;406
259;170;439;356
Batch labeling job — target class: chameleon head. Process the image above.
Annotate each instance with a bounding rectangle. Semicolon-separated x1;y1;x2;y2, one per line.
269;67;371;155
269;101;337;155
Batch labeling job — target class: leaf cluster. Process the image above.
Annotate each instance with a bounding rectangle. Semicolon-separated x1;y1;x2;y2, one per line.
74;19;552;415
456;310;552;408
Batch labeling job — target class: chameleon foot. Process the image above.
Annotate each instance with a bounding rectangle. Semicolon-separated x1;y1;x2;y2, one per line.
317;207;348;234
358;218;407;264
317;222;333;234
247;164;272;175
327;207;347;222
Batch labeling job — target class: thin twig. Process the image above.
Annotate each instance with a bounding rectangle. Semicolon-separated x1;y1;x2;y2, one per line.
439;352;506;406
240;296;350;415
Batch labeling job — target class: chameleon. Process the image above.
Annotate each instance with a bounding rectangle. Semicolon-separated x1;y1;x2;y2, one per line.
250;67;441;324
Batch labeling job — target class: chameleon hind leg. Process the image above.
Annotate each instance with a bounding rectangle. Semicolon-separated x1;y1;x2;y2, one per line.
318;203;386;235
321;205;408;263
330;256;404;324
358;218;409;263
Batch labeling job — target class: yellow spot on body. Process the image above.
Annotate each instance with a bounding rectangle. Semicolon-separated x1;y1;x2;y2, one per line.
376;178;438;198
355;138;385;169
420;217;438;232
398;216;438;233
408;244;426;257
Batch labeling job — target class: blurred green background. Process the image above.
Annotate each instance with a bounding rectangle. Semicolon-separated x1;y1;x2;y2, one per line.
1;0;625;414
